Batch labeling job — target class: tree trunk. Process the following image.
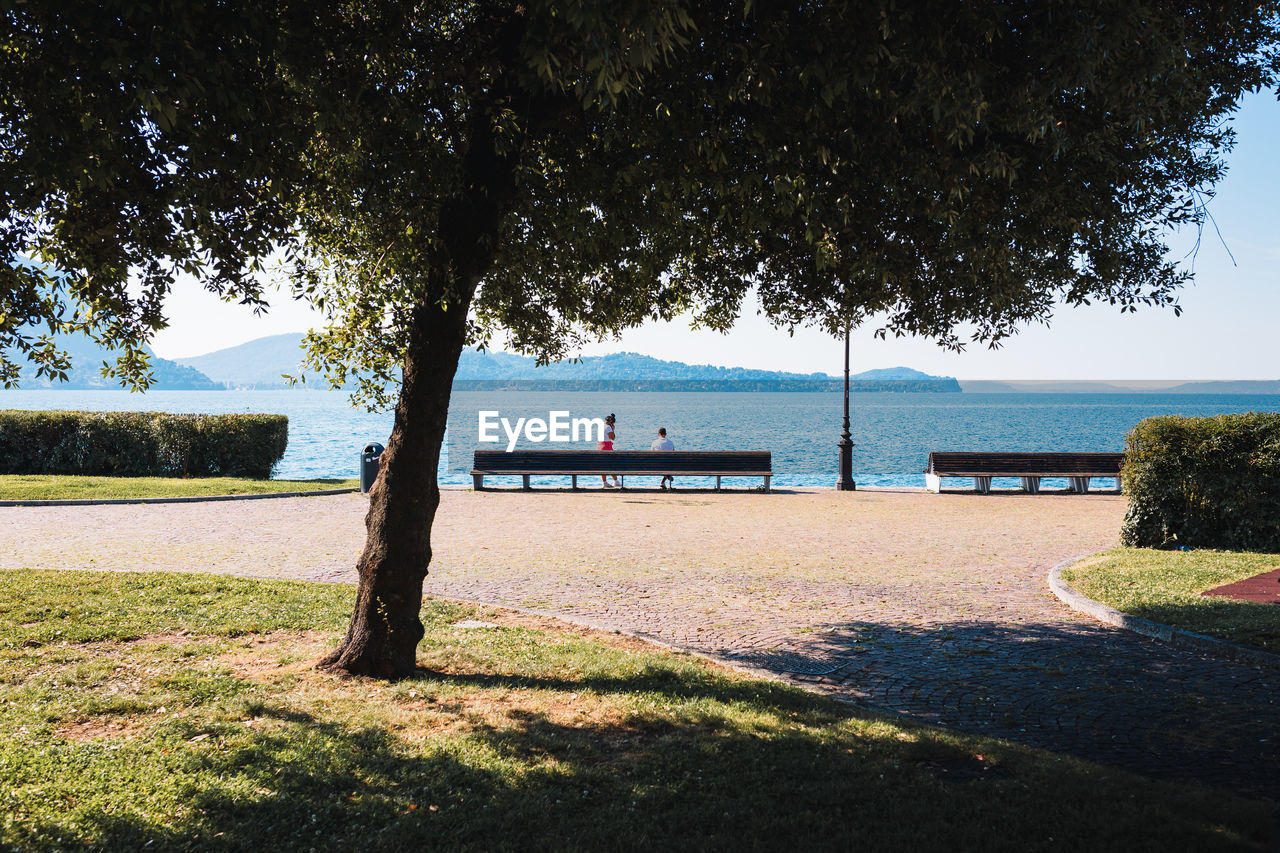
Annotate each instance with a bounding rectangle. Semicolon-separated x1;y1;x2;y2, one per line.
320;92;522;678
317;290;473;678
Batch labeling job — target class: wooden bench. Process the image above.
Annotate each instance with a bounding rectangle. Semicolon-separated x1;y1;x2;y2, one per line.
924;451;1124;494
472;449;772;491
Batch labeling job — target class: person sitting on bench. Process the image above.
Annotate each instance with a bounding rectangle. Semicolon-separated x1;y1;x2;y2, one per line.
651;426;675;489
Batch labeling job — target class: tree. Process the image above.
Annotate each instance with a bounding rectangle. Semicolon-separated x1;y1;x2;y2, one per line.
4;1;1278;677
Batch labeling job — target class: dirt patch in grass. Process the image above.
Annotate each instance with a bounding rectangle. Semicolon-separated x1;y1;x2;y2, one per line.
213;625;642;734
390;690;636;745
914;752;1012;783
215;630;341;677
55;719;139;741
131;630;199;645
468;604;673;654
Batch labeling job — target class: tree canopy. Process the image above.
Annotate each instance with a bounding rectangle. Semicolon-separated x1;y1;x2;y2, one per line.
7;2;1278;390
4;0;1278;675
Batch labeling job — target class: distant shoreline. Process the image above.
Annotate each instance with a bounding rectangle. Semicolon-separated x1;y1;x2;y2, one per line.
7;378;1279;394
960;379;1280;394
9;379;962;393
449;378;962;392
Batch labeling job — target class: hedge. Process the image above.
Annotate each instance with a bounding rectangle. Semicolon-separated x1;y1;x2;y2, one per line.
0;411;288;479
1120;412;1280;551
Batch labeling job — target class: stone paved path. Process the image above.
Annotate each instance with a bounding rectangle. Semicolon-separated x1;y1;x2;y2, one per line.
2;488;1275;800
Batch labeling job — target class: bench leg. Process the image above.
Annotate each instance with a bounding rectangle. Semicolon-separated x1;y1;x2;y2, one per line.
716;475;722;491
763;475;770;493
925;472;942;494
522;474;530;491
571;475;578;491
974;476;992;494
1021;476;1041;494
620;475;625;490
1069;476;1091;493
473;474;484;491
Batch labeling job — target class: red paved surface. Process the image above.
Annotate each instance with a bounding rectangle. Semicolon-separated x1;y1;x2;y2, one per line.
1201;567;1280;604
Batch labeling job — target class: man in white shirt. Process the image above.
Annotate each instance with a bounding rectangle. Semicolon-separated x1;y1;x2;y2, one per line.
650;427;675;489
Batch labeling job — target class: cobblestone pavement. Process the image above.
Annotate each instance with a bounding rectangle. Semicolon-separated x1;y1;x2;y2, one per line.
3;487;1275;800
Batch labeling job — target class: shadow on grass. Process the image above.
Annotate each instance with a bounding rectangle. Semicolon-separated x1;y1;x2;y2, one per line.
9;659;1273;852
1125;599;1279;652
409;663;827;715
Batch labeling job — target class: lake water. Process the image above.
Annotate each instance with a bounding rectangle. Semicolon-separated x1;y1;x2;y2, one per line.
2;389;1277;489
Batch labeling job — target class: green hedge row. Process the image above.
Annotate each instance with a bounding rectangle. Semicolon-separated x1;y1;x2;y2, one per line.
1120;412;1280;551
0;410;288;479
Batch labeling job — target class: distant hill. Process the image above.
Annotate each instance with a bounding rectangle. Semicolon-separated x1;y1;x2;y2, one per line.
173;334;961;391
175;333;312;388
851;366;938;381
959;379;1280;394
1162;380;1280;394
12;332;219;390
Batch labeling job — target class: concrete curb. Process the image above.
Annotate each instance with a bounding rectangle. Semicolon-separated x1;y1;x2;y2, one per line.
0;487;359;508
1049;555;1280;670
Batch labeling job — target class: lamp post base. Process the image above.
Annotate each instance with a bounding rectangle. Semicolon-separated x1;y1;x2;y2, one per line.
837;331;856;491
836;438;856;491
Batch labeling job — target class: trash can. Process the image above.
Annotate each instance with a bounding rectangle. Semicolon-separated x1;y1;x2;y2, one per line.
360;443;385;494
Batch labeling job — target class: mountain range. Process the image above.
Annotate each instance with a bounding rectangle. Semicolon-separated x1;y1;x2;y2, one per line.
12;332;219;390
13;331;1274;393
171;334;959;390
174;333;312;388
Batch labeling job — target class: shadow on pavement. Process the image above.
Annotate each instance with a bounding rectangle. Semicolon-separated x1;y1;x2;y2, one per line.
717;617;1280;802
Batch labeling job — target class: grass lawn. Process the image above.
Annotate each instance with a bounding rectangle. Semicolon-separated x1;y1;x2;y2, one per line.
0;475;358;501
1062;548;1280;652
0;571;1273;852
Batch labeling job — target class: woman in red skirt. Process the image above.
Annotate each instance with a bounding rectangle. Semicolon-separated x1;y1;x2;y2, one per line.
599;413;621;488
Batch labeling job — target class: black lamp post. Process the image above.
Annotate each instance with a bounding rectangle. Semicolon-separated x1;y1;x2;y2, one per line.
836;328;856;491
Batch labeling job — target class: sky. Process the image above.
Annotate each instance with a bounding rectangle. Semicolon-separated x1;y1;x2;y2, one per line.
151;92;1280;380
